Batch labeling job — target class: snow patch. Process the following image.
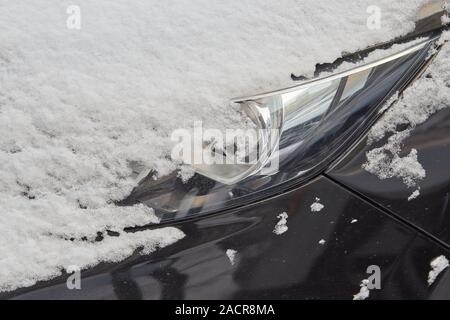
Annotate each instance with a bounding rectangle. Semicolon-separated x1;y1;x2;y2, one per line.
408;189;421;201
443;2;450;26
443;14;450;25
363;32;450;194
363;135;426;188
311;198;325;212
226;249;237;266
177;165;195;183
0;226;184;292
428;255;449;286
273;212;289;235
378;92;400;115
353;279;371;300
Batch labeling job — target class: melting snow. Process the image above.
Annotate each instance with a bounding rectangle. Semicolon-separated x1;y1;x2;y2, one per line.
1;225;184;292
226;249;237;265
427;255;449;286
177;165;196;183
443;2;450;26
353;279;371;300
363;31;450;195
408;189;421;201
273;212;289;235
311;198;325;212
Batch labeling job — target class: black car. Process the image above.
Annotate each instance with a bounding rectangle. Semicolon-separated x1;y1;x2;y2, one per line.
3;3;450;301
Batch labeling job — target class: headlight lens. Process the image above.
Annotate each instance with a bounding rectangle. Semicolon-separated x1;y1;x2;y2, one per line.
123;37;436;222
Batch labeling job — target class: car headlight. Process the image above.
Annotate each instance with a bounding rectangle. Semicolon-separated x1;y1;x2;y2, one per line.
122;37;437;222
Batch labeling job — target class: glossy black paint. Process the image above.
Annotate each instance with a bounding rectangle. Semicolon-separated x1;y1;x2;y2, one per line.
4;176;450;299
328;107;450;248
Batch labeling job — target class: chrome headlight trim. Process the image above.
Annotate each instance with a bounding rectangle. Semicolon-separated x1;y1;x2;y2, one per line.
124;36;440;222
191;37;436;185
232;38;431;102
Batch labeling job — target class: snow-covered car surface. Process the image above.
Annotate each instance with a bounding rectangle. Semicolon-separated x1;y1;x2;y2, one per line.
0;0;448;293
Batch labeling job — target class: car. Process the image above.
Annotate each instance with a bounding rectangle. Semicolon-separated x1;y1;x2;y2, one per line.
1;1;449;300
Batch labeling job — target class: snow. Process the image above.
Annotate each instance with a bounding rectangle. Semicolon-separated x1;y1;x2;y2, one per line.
311;198;325;212
1;226;184;292
427;255;449;286
226;249;237;266
353;279;371;300
177;165;195;183
273;212;289;235
443;2;450;25
0;0;430;291
408;189;421;201
443;15;450;25
364;135;426;188
363;31;450;194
